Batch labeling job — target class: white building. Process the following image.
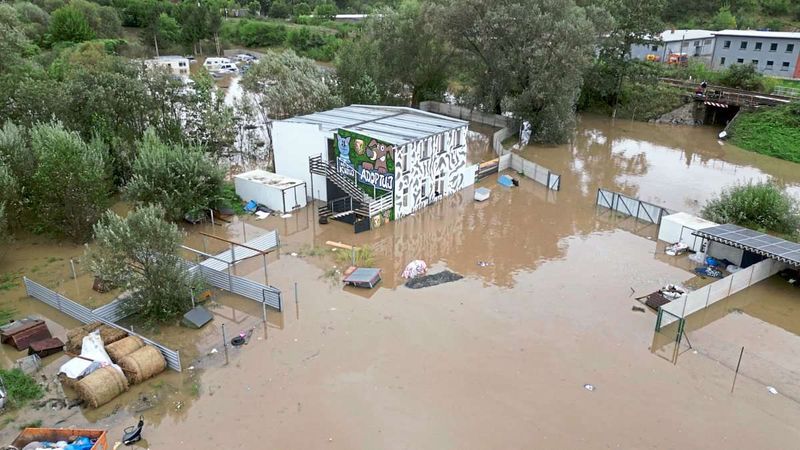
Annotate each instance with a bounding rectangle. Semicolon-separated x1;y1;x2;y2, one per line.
143;55;190;76
630;29;715;64
710;30;800;79
272;105;472;232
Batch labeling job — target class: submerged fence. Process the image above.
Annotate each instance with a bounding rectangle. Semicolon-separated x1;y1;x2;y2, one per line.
509;154;560;191
596;188;670;224
656;258;785;330
183;256;282;311
23;277;182;372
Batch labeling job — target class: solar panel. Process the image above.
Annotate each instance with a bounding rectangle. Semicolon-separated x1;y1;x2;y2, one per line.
694;224;800;266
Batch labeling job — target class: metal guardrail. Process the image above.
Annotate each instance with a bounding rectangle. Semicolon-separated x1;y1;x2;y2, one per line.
659;78;793;106
23;277;182;372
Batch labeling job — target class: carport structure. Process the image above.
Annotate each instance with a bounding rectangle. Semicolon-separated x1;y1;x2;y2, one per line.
694;224;800;268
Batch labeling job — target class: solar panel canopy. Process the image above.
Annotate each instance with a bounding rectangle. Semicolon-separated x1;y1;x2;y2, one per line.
694;224;800;267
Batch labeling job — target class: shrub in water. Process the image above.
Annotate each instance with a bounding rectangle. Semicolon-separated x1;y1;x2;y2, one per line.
702;182;800;237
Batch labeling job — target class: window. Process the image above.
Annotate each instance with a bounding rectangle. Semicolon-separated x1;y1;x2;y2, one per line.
755;42;762;51
740;41;747;49
781;62;790;71
723;40;731;49
752;60;758;66
736;58;744;64
704;39;712;45
694;41;700;47
651;44;658;51
788;44;795;53
720;57;726;66
766;60;774;69
770;43;778;51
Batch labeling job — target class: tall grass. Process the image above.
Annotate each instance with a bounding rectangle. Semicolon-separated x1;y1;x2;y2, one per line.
0;369;44;409
702;182;800;239
333;245;375;267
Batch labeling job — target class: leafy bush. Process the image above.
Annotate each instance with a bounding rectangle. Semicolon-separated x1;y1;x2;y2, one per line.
287;27;339;61
29;123;111;242
125;130;225;221
48;6;95;43
89;205;202;324
0;368;44;409
702;182;800;237
718;64;765;91
268;0;290;18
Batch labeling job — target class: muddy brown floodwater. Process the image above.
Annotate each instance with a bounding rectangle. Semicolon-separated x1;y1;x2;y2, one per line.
2;115;800;449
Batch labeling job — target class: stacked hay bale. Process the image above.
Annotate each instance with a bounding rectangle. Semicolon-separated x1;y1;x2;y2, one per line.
119;346;167;384
75;366;129;408
106;336;145;363
66;322;127;353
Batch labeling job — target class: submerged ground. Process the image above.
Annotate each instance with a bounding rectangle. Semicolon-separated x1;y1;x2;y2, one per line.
1;114;800;449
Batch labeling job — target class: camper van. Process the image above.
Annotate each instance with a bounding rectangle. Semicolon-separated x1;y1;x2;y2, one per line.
203;57;233;71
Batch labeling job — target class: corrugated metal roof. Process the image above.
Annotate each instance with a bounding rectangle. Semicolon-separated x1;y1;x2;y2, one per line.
280;105;468;145
713;30;800;40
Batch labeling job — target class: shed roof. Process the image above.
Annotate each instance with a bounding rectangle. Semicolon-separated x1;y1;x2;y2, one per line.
235;169;305;189
693;224;800;267
713;30;800;40
280;105;468;145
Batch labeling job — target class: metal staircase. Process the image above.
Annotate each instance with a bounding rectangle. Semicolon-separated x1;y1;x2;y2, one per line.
309;155;394;225
309;156;373;203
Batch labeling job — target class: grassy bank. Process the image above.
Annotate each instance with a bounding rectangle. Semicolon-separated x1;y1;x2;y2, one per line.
580;82;685;122
729;103;800;163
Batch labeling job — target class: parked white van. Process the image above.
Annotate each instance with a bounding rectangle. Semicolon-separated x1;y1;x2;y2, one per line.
203;57;233;71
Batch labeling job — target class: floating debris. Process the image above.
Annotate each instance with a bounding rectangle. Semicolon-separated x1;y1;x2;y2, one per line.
767;386;778;395
584;384;595;391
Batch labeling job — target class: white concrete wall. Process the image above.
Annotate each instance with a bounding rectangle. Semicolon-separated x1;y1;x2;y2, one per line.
707;241;744;266
273;121;331;202
394;125;469;219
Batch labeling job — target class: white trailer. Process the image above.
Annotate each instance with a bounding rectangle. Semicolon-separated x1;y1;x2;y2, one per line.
657;212;718;252
234;170;308;214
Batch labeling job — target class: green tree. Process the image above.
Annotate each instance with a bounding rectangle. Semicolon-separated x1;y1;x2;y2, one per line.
314;1;337;19
269;0;290;18
710;6;737;30
125;129;226;221
336;0;449;105
70;0;121;38
146;12;182;55
0;3;35;72
88;205;202;324
0;163;17;244
241;49;342;118
48;6;95;43
29;123;111;242
294;2;312;15
434;0;599;143
13;2;50;43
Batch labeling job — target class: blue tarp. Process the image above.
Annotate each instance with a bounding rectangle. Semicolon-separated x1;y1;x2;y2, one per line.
497;175;513;187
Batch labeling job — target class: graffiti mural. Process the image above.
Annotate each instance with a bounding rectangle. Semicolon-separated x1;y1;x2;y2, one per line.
394;126;470;219
334;130;396;194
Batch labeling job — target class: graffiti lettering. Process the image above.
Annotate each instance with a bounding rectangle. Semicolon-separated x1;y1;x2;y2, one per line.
358;168;394;190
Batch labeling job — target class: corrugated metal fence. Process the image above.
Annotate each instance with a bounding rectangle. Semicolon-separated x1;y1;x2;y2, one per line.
92;296;134;323
185;260;282;311
23;277;182;372
596;188;669;224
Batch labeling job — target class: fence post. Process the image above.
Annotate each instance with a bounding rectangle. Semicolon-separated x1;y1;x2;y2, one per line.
731;347;744;393
70;259;77;280
727;274;734;296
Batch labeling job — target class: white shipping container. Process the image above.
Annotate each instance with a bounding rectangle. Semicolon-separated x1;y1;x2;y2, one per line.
657;212;718;252
234;170;308;214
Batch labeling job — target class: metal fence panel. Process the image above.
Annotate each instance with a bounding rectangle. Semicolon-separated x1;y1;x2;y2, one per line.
92;297;134;323
185;260;283;311
596;188;669;225
23;278;181;372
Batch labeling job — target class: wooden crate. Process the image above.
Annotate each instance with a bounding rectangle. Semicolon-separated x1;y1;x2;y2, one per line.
28;337;65;357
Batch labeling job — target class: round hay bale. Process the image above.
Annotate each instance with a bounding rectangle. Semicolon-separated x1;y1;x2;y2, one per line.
118;345;166;385
106;336;144;363
65;323;127;353
75;366;128;408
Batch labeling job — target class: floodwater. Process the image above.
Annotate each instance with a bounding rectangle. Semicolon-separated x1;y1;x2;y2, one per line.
1;115;800;448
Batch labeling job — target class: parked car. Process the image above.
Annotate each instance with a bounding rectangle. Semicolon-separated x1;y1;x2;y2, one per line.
236;54;256;63
203;57;233;71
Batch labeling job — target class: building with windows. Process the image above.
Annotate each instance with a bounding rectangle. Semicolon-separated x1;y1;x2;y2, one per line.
630;29;715;64
272;105;472;232
711;30;800;79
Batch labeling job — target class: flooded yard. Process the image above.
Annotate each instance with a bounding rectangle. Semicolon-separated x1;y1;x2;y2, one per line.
1;115;800;448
